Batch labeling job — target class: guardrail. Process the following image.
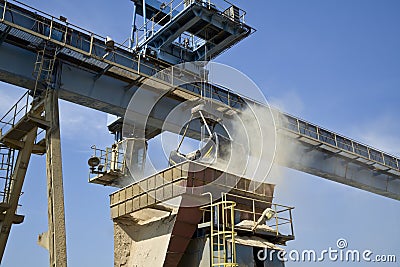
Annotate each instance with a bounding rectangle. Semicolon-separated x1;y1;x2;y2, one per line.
278;113;400;172
0;91;31;137
0;0;248;111
1;0;399;178
223;192;294;238
89;144;126;177
134;0;247;49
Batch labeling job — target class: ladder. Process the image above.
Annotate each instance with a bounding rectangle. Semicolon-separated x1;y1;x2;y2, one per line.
0;144;16;205
32;44;57;97
201;199;238;267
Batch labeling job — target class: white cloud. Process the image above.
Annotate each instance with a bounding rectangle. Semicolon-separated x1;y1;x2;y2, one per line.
351;114;400;157
58;100;112;147
269;90;305;116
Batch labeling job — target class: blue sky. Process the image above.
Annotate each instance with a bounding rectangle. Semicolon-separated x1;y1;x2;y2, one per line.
1;0;400;266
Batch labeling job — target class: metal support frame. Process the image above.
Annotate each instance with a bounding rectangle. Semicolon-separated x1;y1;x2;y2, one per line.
0;127;37;263
130;3;137;49
44;90;67;267
142;0;147;43
200;198;237;267
0;25;11;46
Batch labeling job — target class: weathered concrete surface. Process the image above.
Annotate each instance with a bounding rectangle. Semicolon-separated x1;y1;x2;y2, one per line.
114;205;179;267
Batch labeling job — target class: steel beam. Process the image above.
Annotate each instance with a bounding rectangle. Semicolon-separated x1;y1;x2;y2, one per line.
0;127;37;263
0;2;399;202
277;136;400;201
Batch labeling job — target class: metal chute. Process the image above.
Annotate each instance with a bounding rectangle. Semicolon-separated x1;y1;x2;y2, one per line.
169;132;232;166
168;103;241;167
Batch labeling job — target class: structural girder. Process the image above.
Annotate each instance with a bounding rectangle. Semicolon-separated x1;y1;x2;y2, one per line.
0;0;399;201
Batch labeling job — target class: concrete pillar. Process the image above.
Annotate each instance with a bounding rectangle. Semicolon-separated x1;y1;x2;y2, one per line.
45;90;67;267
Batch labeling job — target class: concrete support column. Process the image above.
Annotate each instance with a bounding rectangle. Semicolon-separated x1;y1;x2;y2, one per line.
45;90;67;267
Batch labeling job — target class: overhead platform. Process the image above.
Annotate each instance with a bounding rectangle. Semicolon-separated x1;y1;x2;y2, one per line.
134;0;254;62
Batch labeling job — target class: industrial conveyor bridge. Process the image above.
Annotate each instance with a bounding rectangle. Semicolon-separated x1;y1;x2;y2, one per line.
0;0;399;265
0;0;397;200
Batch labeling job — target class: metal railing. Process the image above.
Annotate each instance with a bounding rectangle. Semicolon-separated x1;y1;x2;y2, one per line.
0;0;247;112
278;113;400;172
0;91;32;137
134;0;247;49
3;0;398;176
223;192;295;238
0;144;15;203
89;144;126;177
200;199;238;267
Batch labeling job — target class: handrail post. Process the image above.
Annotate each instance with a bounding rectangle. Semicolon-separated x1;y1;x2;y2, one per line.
25;92;29;115
1;1;7;22
63;24;68;45
169;2;172;20
48;17;53;40
136;31;139;48
89;33;94;55
274;204;279;235
289;208;294;236
252;199;255;223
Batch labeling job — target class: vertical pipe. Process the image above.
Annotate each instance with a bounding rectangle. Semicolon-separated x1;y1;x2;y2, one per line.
130;3;137;49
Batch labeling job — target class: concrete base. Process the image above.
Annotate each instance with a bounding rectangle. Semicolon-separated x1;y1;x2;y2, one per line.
114;206;178;267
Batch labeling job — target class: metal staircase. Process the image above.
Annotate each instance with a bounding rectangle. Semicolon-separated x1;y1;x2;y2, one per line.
0;90;48;261
0;43;57;262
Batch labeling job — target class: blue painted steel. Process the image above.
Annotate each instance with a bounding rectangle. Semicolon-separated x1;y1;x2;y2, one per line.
131;0;253;64
0;0;399;200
